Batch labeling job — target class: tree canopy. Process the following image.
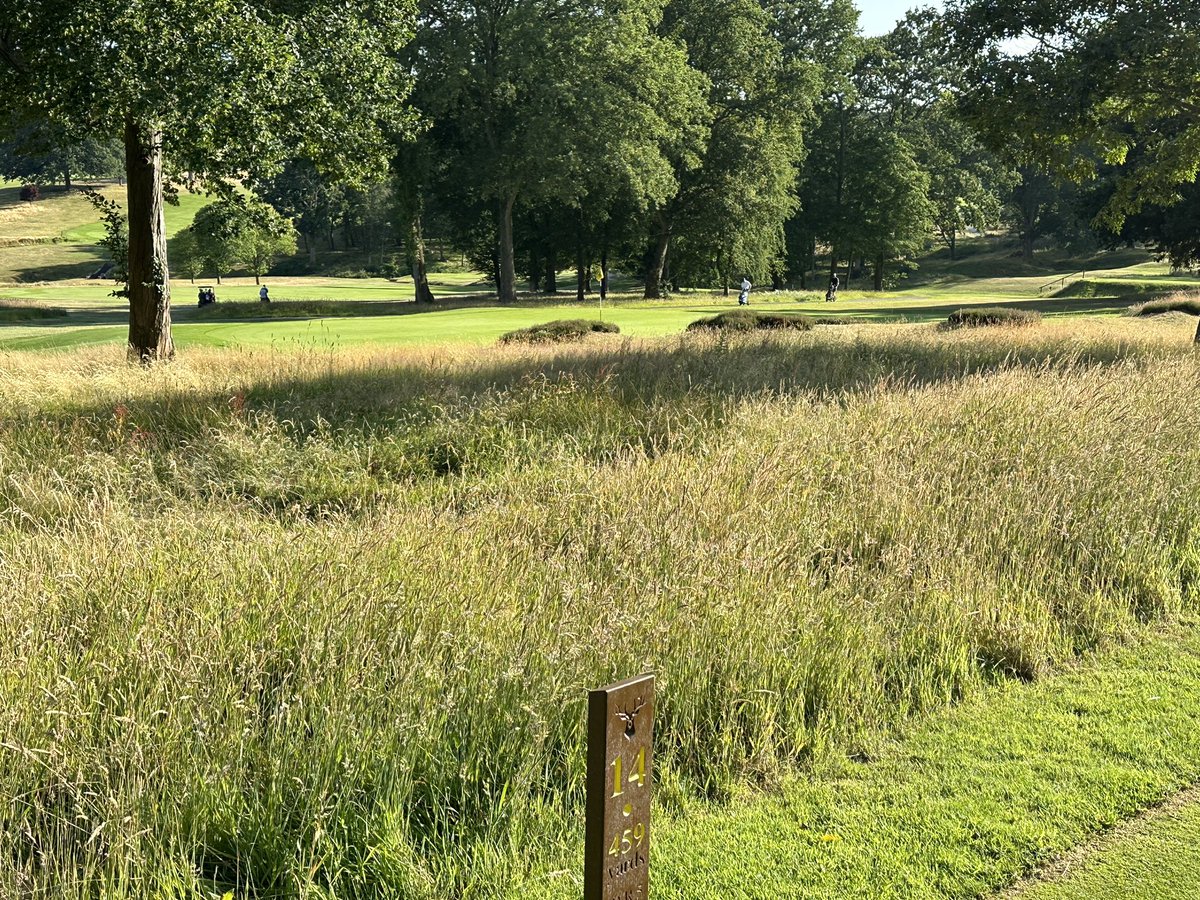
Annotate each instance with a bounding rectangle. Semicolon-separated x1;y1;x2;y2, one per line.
950;0;1200;230
1;0;1197;345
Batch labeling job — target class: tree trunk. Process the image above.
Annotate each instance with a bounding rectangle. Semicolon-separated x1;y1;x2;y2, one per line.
577;206;589;302
600;247;609;302
874;253;884;291
497;194;517;302
63;167;72;192
576;242;586;303
529;249;542;293
644;221;670;299
949;230;957;260
124;119;173;362
328;227;336;251
545;254;558;294
412;214;435;303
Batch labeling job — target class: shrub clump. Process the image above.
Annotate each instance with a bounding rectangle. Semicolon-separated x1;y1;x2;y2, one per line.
945;307;1041;329
498;318;620;344
1128;292;1200;318
687;309;813;332
18;184;39;202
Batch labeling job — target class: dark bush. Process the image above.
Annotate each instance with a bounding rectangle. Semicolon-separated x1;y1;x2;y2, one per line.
944;307;1041;329
498;319;620;345
19;184;39;202
687;310;813;332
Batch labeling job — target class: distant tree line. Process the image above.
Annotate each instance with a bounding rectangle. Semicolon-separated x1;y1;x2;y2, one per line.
0;0;1196;357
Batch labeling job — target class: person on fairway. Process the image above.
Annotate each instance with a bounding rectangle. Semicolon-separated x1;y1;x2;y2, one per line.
738;275;752;305
826;272;840;302
259;284;270;303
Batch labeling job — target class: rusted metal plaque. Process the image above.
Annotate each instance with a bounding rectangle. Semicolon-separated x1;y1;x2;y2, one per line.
585;673;654;900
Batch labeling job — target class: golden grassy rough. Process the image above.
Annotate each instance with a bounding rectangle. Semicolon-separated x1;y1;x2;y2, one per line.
0;317;1197;895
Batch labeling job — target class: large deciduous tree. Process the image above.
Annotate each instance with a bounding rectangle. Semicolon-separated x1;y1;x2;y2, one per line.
950;0;1200;231
0;0;415;361
794;22;936;293
642;0;816;297
257;160;349;269
413;0;703;302
854;10;1012;261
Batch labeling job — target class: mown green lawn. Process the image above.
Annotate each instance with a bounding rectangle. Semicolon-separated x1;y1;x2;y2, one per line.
4;270;1194;352
4;195;1198;351
639;619;1200;900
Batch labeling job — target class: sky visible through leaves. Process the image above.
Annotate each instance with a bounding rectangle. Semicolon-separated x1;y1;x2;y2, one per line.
856;0;944;36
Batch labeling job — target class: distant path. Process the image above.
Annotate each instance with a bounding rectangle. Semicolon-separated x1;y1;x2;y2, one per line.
1000;786;1200;899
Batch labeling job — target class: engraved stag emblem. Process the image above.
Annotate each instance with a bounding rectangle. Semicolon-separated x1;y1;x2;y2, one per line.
615;697;645;739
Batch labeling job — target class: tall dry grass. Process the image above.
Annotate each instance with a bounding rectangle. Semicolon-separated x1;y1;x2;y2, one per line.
0;317;1197;897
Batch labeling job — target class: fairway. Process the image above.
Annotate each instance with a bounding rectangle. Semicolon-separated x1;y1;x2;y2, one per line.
0;293;1147;351
3;250;1197;352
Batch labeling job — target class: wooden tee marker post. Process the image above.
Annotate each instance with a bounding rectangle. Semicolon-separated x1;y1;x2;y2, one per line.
585;673;654;900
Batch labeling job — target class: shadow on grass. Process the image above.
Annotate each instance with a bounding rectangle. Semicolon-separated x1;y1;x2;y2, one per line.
0;305;128;328
0;303;70;322
180;293;1135;327
909;245;1152;283
40;325;1179;438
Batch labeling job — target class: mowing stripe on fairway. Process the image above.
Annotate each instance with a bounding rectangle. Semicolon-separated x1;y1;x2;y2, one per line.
1001;787;1200;899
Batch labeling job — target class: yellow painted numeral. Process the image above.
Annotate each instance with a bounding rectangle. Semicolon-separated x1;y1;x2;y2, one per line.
626;749;646;789
609;822;647;858
611;748;647;798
